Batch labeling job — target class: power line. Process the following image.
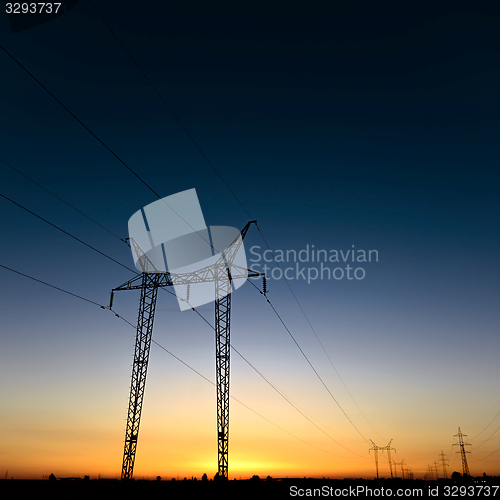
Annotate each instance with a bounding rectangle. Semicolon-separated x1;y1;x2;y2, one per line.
0;191;135;273
470;408;500;441
0;44;217;256
0;263;103;307
187;306;369;458
255;226;383;439
472;426;500;450
231;343;369;457
0;45;161;200
0;175;177;325
470;444;500;462
247;279;370;445
151;339;359;460
0;159;183;305
469;399;500;431
86;0;254;222
266;293;370;445
1;158;129;246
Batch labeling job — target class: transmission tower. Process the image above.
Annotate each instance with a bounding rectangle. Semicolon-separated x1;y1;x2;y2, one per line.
439;450;449;479
426;465;433;480
369;439;396;478
433;461;440;480
393;459;405;479
453;427;471;477
113;221;262;480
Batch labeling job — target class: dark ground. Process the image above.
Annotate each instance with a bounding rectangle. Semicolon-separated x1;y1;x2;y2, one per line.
1;477;499;499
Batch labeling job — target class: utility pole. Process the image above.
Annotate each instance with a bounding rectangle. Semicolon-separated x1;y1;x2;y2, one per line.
453;427;471;477
113;221;262;480
369;439;396;478
439;450;449;479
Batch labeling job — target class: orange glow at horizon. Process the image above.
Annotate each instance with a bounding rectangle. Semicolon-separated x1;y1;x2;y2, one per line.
2;318;498;481
3;395;498;481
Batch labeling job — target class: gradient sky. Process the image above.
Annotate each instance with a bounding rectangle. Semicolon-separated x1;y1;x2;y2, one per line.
1;2;499;480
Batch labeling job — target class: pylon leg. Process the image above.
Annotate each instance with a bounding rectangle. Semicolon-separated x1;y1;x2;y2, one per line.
121;273;161;480
215;276;231;479
387;449;393;478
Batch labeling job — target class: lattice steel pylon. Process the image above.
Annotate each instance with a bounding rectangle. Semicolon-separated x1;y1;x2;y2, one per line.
393;458;405;479
120;272;162;480
432;461;440;481
439;450;449;479
369;439;396;478
453;427;471;477
215;273;231;478
113;221;262;480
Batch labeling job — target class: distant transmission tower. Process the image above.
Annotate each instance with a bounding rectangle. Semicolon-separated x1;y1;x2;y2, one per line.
393;459;405;479
433;461;440;480
428;463;434;480
113;221;262;480
392;460;398;478
453;427;471;477
439;450;449;479
369;439;396;478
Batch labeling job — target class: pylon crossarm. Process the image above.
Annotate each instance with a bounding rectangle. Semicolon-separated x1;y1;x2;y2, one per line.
116;221;258;293
218;220;257;266
113;265;260;293
113;272;159;292
111;267;216;292
128;237;160;273
231;264;264;278
239;220;258;241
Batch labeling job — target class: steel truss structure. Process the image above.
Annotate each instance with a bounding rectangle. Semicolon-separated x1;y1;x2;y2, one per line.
113;221;261;480
453;427;471;477
215;275;231;478
121;272;162;480
369;439;396;479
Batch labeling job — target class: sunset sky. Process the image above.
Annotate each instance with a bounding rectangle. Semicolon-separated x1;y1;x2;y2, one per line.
1;2;499;480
